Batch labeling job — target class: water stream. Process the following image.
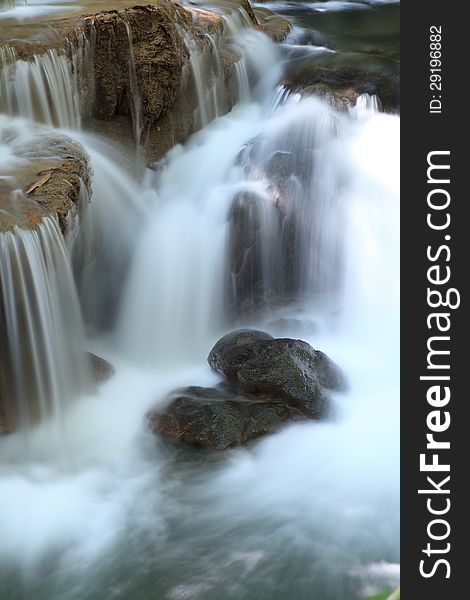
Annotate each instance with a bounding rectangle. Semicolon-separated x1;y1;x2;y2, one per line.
0;2;400;598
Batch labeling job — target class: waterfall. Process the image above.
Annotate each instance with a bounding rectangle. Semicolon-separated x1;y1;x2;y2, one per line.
231;93;345;317
0;2;399;596
122;19;143;146
176;7;281;132
0;217;89;436
118;30;283;365
0;49;80;129
354;92;382;114
118;62;348;363
70;132;149;331
0;0;15;11
0;42;83;437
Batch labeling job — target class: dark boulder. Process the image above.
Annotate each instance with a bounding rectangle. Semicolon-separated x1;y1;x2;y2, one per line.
209;329;345;417
151;330;345;449
149;385;300;450
208;329;274;376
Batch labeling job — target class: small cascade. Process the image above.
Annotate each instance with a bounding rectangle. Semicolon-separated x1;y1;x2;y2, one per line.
175;7;281;131
119;83;377;363
205;33;222;119
0;1;400;595
122;18;143;146
70;132;149;332
186;33;210;127
0;48;80;129
353;92;382;114
233;58;250;103
230;95;345;317
118;25;283;365
118;106;263;365
0;217;90;435
70;26;96;124
0;0;16;12
222;12;283;104
178;22;222;129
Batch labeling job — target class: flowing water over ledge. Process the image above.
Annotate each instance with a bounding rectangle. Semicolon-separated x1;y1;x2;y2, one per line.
0;2;400;598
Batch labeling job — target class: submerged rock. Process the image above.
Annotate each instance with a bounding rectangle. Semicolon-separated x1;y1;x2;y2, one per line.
152;330;346;449
87;352;115;383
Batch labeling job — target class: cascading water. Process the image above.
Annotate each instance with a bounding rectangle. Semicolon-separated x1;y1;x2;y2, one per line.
0;0;16;11
0;217;89;437
0;48;80;129
0;2;400;598
70;131;150;331
122;18;143;146
119;25;282;364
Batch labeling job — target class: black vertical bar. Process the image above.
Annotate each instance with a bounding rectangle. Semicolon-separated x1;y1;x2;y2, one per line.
401;1;466;597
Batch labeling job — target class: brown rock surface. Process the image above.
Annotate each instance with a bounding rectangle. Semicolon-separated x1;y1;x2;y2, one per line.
0;131;90;234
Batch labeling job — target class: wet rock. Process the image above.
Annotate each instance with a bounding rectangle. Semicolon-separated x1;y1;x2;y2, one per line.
299;83;363;112
266;317;318;337
208;329;274;376
209;330;345;417
150;385;301;450
152;330;345;449
82;3;189;127
241;0;259;26
87;352;115;383
1;1;290;166
254;7;292;42
0;127;91;234
284;65;399;112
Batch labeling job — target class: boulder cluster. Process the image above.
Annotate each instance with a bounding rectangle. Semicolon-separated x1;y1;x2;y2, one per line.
149;329;346;449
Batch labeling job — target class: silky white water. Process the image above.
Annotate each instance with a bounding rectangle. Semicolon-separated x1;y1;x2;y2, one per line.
0;5;399;599
0;217;90;444
0;96;399;597
0;49;80;129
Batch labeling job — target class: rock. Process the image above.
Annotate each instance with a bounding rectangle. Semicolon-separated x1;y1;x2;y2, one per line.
240;0;259;26
254;7;292;42
82;3;190;127
208;329;274;377
284;65;399;113
1;1;290;166
0;127;91;235
150;385;301;449
298;83;362;113
208;329;346;417
151;330;345;449
152;330;345;449
87;352;115;383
